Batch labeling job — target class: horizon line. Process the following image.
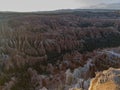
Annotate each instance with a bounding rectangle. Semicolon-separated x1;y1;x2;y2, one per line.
0;8;120;13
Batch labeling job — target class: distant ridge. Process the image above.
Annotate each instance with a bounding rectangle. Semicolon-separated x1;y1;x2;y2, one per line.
90;3;120;10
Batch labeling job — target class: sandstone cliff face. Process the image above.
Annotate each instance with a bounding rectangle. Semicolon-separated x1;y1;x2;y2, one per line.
89;68;120;90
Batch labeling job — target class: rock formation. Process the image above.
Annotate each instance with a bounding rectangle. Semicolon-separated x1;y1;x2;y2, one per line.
0;11;120;90
89;68;120;90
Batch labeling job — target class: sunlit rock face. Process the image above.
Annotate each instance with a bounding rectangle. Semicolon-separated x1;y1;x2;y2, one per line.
89;68;120;90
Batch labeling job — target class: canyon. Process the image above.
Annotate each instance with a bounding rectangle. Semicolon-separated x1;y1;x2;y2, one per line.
0;10;120;90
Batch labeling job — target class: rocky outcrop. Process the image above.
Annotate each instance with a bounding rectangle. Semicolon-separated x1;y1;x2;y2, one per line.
89;68;120;90
66;48;120;90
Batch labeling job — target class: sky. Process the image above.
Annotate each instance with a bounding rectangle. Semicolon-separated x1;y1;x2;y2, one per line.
0;0;120;12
